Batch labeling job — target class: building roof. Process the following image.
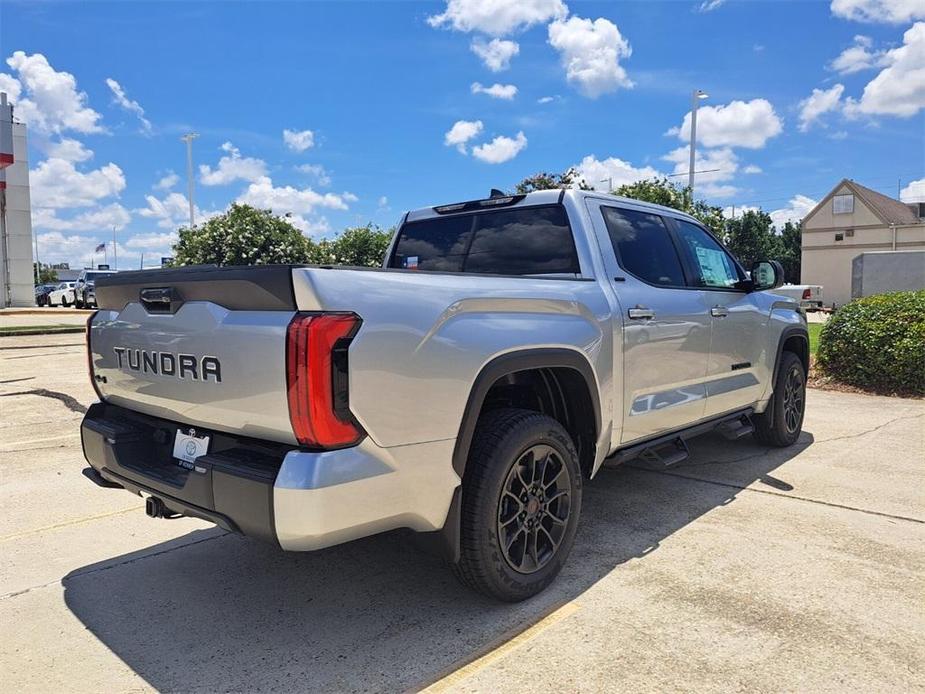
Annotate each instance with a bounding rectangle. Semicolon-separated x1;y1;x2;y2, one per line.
805;178;921;226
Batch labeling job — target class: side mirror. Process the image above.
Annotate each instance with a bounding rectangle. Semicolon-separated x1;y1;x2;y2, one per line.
750;259;785;291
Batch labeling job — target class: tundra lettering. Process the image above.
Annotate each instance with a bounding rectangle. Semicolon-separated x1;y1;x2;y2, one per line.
83;189;807;601
112;347;222;383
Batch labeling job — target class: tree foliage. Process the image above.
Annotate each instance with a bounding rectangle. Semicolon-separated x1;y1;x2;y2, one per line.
777;221;802;283
514;168;591;194
722;210;781;269
34;263;58;284
170;204;394;268
172;204;313;266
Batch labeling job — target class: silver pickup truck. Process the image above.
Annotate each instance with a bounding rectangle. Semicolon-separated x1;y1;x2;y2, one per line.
82;189;808;601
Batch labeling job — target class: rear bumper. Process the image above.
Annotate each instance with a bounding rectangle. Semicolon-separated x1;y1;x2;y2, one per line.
80;403;459;551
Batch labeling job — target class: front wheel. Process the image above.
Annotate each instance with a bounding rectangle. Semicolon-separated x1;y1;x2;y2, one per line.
453;408;583;602
754;351;806;447
61;296;70;307
75;297;84;309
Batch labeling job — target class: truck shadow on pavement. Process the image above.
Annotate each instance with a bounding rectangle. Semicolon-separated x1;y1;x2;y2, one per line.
64;431;812;692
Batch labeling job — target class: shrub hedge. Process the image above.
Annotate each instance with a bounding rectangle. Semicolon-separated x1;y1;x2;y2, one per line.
816;290;925;395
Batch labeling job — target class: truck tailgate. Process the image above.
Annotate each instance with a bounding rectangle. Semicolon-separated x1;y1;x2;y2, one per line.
90;266;298;445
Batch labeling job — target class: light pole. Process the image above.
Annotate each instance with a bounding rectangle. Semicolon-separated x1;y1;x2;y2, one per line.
180;132;199;229
600;177;613;193
688;89;709;195
112;225;117;271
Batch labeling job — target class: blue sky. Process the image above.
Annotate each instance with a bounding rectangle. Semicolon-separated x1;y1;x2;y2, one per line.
2;0;923;269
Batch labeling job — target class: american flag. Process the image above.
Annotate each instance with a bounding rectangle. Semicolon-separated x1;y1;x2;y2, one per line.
95;243;106;252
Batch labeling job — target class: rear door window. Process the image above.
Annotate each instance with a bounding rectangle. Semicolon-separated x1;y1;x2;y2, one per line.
389;205;579;275
600;206;686;287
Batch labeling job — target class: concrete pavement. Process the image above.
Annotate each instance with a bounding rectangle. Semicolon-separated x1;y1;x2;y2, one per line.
1;332;923;693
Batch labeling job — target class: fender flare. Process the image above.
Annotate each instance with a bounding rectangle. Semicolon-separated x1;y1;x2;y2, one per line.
773;325;810;384
428;348;601;563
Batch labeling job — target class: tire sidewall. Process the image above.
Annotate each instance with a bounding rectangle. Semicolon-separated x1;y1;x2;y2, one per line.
773;353;805;445
470;415;582;600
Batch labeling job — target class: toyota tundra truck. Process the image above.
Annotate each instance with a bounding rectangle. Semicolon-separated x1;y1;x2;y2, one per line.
82;189;808;601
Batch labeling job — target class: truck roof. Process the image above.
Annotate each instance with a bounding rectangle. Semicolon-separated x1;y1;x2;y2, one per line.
406;188;702;225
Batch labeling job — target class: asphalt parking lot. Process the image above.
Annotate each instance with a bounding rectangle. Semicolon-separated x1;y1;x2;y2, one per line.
1;332;923;693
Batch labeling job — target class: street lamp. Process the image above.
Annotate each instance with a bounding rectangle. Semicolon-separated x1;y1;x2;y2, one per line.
180;132;199;229
688;89;709;195
600;177;613;193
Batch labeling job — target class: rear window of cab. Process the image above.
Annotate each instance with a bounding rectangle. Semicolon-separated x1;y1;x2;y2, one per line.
388;205;579;276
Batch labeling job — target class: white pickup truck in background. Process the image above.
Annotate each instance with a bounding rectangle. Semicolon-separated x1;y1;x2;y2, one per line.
772;284;824;310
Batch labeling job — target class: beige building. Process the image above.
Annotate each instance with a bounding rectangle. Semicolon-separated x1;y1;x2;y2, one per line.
801;179;925;307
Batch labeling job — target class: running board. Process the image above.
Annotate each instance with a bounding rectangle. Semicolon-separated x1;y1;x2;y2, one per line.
604;408;754;467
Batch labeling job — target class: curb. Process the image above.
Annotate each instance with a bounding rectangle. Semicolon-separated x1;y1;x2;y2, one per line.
0;309;93;316
0;327;86;337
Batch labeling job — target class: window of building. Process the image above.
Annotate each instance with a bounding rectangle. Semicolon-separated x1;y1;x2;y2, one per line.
600;207;686;287
835;232;844;242
833;194;854;214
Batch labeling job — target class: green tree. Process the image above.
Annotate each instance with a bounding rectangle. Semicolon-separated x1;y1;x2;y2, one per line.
308;224;394;267
171;204;313;266
34;263;58;284
614;177;726;236
722;210;783;269
514;167;592;194
777;221;802;283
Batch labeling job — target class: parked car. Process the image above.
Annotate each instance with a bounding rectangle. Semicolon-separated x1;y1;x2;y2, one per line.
773;283;824;310
46;281;77;307
33;283;57;306
74;269;116;308
82;189;809;601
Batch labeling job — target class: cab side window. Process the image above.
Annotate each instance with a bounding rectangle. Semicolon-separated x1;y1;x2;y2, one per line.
673;220;741;289
601;206;686;287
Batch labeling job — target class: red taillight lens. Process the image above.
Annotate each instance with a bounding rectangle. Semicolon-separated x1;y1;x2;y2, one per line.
86;310;104;400
802;288;811;300
286;312;364;449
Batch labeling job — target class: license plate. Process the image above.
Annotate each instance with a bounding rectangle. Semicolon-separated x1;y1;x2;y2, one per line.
172;428;211;464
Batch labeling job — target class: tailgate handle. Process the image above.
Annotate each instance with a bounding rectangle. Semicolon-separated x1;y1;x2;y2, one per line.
140;287;176;313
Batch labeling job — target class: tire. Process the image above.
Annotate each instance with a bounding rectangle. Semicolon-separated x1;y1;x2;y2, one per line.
75;296;84;309
61;296;70;307
452;408;583;602
754;351;806;447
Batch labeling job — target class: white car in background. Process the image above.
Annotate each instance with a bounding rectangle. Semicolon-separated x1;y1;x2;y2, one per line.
773;284;824;310
46;281;77;307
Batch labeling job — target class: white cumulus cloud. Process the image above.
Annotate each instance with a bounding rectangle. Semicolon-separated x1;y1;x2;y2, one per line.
548;16;634;98
154;171;180;191
45;138;93;163
471;82;518;99
471;131;527;163
574;155;663;191
2;51;104;135
667;98;783;149
199;141;267;186
237;176;357;215
295;163;332;187
798;84;845;131
444;119;484;153
428;0;567;36
830;0;924;23
663;146;741;198
769;194;818;228
830;35;889;73
137;192;220;229
283;128;315;152
843;22;925;118
900;177;925;202
31;158;125;209
32;202;131;232
470;38;520;71
105;77;152;134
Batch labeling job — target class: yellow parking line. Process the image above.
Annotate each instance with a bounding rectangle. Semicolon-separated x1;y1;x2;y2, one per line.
420;601;580;693
0;505;144;543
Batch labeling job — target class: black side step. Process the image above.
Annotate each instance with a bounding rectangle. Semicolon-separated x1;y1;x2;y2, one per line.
717;415;755;440
640;437;690;467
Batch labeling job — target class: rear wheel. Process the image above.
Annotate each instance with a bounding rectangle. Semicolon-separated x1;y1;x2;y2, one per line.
453;408;582;602
754;351;805;447
61;296;70;307
75;296;84;309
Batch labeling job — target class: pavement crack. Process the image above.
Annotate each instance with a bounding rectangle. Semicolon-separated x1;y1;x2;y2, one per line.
627;466;925;525
812;413;925;444
0;388;87;414
0;531;230;601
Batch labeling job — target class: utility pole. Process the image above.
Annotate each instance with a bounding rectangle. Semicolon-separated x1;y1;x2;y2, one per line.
180;132;199;229
688;89;709;196
600;177;613;193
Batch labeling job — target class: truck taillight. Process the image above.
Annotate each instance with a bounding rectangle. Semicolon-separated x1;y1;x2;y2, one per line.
286;312;364;449
86;310;104;401
802;288;811;300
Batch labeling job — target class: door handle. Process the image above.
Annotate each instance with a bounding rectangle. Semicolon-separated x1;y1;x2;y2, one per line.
711;306;729;318
628;307;655;320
